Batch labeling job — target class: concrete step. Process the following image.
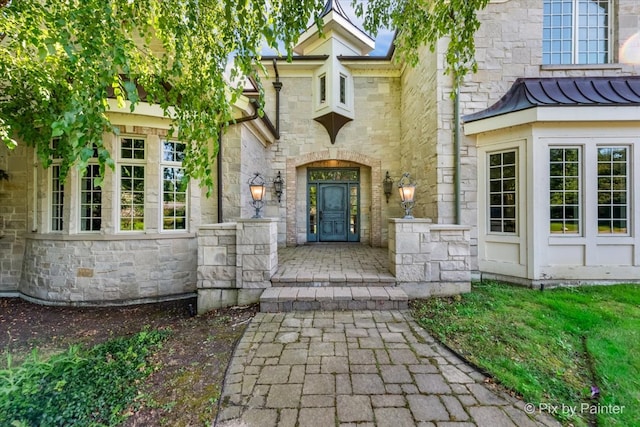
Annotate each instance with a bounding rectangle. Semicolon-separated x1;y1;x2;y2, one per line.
270;272;396;287
260;286;408;312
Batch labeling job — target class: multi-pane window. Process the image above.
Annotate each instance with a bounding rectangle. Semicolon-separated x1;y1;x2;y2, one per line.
543;0;610;65
51;166;64;231
80;164;102;232
161;140;187;231
489;150;517;233
50;138;64;232
339;74;347;105
550;148;581;234
597;147;628;234
120;137;145;231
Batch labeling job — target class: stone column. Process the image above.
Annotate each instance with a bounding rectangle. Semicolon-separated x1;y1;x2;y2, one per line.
389;219;471;298
197;223;238;313
236;218;278;304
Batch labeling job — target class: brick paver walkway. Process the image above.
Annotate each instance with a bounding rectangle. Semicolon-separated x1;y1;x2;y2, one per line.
216;311;561;427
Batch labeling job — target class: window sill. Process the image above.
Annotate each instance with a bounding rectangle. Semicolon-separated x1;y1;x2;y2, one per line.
540;64;623;71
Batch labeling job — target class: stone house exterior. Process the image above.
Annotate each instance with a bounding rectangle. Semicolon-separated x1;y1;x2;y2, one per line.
1;0;639;306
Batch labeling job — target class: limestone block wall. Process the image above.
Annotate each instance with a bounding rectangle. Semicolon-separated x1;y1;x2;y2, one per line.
197;219;277;314
197;223;238;312
261;72;402;246
0;144;29;293
19;235;197;304
389;219;470;298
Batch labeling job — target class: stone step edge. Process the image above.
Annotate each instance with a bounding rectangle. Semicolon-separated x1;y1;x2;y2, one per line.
270;281;395;288
259;286;409;312
271;275;396;285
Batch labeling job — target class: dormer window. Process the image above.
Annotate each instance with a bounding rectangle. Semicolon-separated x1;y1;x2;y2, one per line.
339;74;347;105
319;75;327;103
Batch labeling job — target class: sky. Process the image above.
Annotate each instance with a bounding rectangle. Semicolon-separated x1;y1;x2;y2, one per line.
261;0;395;57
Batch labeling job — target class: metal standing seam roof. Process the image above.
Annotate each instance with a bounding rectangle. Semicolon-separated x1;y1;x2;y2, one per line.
463;76;640;123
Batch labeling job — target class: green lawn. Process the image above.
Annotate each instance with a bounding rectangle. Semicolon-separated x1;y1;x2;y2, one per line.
411;282;640;426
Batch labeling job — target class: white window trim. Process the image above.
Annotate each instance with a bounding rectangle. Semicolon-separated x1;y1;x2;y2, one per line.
117;136;147;233
159;139;189;233
487;148;519;235
595;144;631;237
549;145;583;236
78;160;102;234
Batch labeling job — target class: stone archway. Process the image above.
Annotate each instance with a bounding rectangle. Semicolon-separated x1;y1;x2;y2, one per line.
285;149;382;246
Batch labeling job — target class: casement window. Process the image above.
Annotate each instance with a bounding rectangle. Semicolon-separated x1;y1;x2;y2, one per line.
550;147;581;234
119;137;146;231
161;140;188;231
319;74;327;103
50;139;64;232
543;0;610;65
488;150;517;233
80;163;102;232
597;147;628;234
339;74;347;105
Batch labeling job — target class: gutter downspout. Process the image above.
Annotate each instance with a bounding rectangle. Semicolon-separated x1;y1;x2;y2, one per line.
272;59;282;140
453;81;461;225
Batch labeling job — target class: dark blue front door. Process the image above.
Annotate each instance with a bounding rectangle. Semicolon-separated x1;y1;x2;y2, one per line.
307;168;360;243
319;184;348;241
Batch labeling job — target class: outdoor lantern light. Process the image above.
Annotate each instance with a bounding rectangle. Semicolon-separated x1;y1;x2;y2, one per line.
273;171;284;203
397;172;416;219
248;172;266;218
382;171;393;203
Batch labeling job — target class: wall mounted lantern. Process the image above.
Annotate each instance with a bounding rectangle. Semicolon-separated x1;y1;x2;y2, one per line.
273;171;284;203
382;171;394;203
248;172;266;218
0;169;8;181
397;172;416;219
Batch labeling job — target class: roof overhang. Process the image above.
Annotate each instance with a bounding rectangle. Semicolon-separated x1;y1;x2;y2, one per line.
464;105;640;135
463;76;640;135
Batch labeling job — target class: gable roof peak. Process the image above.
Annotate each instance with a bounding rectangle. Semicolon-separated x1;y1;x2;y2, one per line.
320;0;352;23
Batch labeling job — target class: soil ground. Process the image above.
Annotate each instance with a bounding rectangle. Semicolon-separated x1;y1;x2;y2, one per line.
0;297;257;426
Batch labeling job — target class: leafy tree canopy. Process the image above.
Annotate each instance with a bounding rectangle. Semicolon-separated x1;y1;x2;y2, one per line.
0;0;488;193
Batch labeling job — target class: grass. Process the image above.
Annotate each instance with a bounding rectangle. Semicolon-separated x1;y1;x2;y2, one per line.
411;282;640;427
0;329;168;427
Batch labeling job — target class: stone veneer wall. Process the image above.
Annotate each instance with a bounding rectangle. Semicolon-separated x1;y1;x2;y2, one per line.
0;144;29;293
20;235;197;304
261;74;402;247
197;219;277;314
400;0;640;272
389;219;471;298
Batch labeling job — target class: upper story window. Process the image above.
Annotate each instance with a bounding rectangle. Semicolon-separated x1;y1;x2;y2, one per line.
543;0;610;65
339;74;347;105
119;137;146;232
319;74;327;103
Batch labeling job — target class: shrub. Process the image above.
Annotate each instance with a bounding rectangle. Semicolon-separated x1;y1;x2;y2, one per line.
0;329;168;427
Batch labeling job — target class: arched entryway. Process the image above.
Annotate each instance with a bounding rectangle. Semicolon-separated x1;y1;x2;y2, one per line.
285;149;382;246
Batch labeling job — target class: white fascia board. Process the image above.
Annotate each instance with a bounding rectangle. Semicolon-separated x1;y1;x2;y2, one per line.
464;106;640;135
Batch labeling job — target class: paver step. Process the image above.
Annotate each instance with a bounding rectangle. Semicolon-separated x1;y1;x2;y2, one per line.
270;273;396;287
260;286;408;312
